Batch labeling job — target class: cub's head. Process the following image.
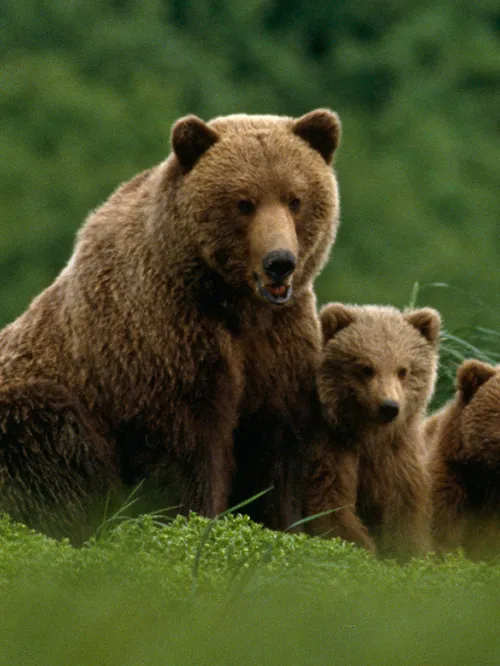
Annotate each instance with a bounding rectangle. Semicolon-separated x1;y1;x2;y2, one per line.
166;110;341;305
450;359;500;457
317;303;441;430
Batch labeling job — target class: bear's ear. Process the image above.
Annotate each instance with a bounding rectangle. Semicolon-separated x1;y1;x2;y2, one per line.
320;303;356;344
405;308;441;344
171;115;219;173
457;359;496;405
292;109;341;164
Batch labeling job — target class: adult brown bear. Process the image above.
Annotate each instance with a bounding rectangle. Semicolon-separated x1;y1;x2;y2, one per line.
0;110;341;541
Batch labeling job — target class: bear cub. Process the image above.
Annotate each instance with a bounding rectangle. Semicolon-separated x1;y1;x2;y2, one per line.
427;359;500;559
306;303;441;559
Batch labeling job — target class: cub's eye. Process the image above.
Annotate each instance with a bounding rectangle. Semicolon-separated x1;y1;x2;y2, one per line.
398;367;408;380
288;197;301;213
360;365;374;378
237;199;256;215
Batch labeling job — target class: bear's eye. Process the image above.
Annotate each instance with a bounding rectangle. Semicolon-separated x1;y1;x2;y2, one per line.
360;365;374;378
289;197;301;213
398;367;408;380
237;199;256;215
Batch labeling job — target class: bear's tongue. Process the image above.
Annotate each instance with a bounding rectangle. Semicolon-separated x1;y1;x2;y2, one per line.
268;284;287;297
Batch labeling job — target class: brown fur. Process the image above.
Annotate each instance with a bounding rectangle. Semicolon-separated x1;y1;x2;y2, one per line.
0;109;341;540
427;359;500;559
306;303;441;560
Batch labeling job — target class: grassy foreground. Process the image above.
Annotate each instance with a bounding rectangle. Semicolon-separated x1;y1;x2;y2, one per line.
0;512;499;665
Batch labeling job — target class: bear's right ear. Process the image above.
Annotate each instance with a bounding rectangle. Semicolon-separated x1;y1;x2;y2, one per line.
320;303;356;344
457;359;496;405
292;109;341;164
171;115;219;173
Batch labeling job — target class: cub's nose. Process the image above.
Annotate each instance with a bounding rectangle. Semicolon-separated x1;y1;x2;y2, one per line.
262;250;297;283
379;399;400;423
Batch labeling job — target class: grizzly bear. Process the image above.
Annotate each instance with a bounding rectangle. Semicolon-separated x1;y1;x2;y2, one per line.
0;109;342;541
305;303;441;559
427;359;500;559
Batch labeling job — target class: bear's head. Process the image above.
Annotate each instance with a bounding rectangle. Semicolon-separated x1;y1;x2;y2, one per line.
317;303;441;431
163;110;341;306
440;359;500;462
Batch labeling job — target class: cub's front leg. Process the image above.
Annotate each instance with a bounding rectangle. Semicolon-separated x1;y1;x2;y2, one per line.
428;459;467;555
376;452;432;560
305;443;376;554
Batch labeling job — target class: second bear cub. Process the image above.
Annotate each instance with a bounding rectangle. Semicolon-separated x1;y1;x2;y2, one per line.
307;303;440;559
427;359;500;559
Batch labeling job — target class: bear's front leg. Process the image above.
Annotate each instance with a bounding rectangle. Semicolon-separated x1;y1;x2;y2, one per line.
263;422;306;531
230;411;308;531
117;347;243;520
178;423;236;518
175;360;243;519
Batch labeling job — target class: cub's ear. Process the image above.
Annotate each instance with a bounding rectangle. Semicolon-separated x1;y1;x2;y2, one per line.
457;359;496;405
292;109;341;164
405;308;441;344
320;303;356;344
171;115;219;173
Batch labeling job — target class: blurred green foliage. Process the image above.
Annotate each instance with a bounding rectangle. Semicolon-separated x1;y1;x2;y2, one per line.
1;512;500;665
1;1;499;334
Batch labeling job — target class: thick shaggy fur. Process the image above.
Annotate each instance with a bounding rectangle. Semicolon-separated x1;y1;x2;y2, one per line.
427;360;500;559
0;382;117;542
306;304;441;559
0;110;342;540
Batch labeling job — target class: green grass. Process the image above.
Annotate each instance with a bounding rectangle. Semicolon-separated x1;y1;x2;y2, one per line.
411;282;500;408
1;512;500;665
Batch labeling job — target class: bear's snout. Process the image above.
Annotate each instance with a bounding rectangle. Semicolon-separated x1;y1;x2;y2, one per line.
249;203;298;306
255;249;296;304
378;399;400;423
262;250;297;283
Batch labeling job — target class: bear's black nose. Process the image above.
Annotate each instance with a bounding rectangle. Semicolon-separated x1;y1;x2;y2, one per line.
379;399;400;423
262;250;297;283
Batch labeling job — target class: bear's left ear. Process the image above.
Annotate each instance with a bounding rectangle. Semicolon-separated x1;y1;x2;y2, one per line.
292;109;341;164
320;303;356;344
171;115;219;173
405;308;441;344
457;359;496;405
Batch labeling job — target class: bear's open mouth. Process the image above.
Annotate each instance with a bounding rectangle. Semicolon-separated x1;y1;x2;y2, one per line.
254;274;293;305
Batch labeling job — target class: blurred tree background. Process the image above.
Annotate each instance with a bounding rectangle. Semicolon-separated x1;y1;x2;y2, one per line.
1;0;499;331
